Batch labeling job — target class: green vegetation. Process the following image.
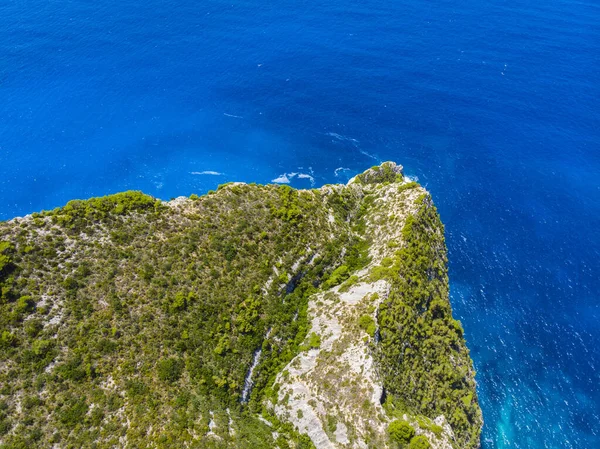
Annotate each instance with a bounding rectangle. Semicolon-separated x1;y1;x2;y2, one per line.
299;332;322;352
376;194;482;449
157;357;184;383
397;181;419;194
355;161;403;185
408;435;431;449
323;265;350;288
308;332;321;349
0;163;481;448
388;420;415;444
388;420;434;449
44;191;162;231
0;242;13;273
0;185;353;448
338;274;359;293
358;314;376;338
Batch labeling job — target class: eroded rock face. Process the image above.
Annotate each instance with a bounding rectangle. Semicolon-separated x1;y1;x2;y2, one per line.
273;280;391;449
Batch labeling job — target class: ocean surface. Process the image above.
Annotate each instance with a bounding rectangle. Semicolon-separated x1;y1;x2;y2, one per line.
1;0;599;447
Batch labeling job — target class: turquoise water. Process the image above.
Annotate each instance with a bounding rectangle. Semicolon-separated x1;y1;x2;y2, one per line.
1;0;599;447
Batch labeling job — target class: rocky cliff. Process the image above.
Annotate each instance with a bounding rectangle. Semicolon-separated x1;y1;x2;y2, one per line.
0;162;482;448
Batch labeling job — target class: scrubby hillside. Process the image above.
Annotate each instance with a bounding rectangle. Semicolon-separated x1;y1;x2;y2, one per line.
0;163;482;449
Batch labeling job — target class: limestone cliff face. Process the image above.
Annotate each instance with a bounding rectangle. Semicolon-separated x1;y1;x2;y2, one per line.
0;163;481;449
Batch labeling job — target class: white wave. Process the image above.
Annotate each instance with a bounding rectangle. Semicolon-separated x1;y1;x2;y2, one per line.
191;171;223;176
334;167;351;177
272;173;292;184
326;132;359;144
297;173;315;186
223;112;244;119
360;149;380;162
272;171;315;186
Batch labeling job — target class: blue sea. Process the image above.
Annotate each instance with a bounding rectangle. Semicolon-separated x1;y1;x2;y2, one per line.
1;0;599;447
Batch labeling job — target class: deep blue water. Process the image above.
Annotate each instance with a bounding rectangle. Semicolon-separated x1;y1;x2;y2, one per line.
1;0;599;447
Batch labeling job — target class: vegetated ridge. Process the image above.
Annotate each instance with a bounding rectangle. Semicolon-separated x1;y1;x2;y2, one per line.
0;162;482;449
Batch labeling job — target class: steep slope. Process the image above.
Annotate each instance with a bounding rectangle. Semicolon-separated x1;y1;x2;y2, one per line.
0;163;482;449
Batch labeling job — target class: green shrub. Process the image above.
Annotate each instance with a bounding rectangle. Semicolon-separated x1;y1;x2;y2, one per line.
1;331;17;348
398;182;419;193
31;339;53;357
338;275;359;293
323;265;349;288
24;319;43;338
56;356;87;382
167;291;190;313
307;332;321;349
62;277;79;291
57;397;88;428
358;315;376;337
157;357;184;383
345;239;371;271
15;296;35;315
0;418;12;436
381;257;394;267
429;423;443;437
126;380;149;398
0;241;14;275
388;420;415;444
408;435;430;449
22;395;42;410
